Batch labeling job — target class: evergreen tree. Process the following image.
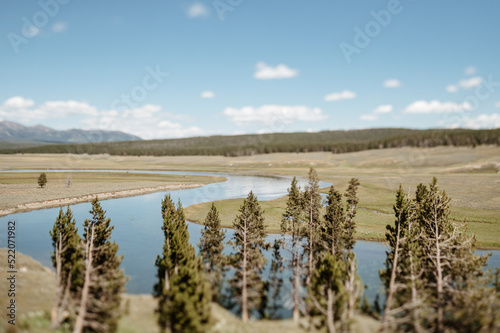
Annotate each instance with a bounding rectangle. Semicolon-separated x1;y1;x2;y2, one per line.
303;168;322;286
343;178;359;252
73;197;127;333
154;195;211;333
199;202;226;302
280;177;305;321
381;178;497;332
309;253;345;333
268;239;284;319
229;191;268;322
322;185;344;259
342;252;363;331
309;179;363;333
50;206;83;329
38;172;47;188
379;186;426;332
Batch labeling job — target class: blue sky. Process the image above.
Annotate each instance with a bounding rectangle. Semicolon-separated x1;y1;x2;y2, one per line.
1;0;500;139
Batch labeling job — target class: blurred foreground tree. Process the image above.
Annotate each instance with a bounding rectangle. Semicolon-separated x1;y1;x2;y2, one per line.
199;202;226;303
155;194;211;333
73;197;127;333
50;207;83;329
229;191;269;323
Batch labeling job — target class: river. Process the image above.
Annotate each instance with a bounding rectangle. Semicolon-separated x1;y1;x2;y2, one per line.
0;170;498;316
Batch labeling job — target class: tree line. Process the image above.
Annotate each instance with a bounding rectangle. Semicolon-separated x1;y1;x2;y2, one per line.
5;128;500;157
49;170;500;332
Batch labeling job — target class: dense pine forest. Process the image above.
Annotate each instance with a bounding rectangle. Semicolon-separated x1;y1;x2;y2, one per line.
48;170;500;332
2;128;499;157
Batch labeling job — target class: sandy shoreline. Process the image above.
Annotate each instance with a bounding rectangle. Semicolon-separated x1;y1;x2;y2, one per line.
0;183;203;217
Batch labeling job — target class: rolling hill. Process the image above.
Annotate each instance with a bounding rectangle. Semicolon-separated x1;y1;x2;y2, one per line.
1;127;498;157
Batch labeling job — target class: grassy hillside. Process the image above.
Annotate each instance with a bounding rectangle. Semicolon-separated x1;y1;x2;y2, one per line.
1;128;499;157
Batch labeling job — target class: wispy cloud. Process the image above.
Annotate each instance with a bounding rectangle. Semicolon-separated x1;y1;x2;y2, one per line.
82;104;203;139
201;91;215;99
383;79;401;88
0;97;98;122
464;66;477;75
404;100;471;114
446;85;458;93
187;2;210;18
447;113;500;129
254;62;298;80
495;101;500;108
224;105;326;126
360;104;393;121
360;114;378;121
52;21;67;33
2;96;35;109
373;104;393;114
324;90;356;102
0;97;202;139
446;76;482;93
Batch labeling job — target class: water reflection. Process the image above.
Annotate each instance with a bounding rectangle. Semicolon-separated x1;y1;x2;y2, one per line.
0;170;498;312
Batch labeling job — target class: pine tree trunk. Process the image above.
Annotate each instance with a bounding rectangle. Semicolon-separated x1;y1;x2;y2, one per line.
241;216;248;323
51;235;63;328
434;209;444;333
409;253;423;333
346;258;357;325
408;220;423;333
381;213;402;332
307;196;313;286
73;225;95;333
326;288;336;333
292;221;300;322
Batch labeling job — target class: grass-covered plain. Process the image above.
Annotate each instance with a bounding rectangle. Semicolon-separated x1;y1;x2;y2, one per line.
0;172;225;213
1;146;499;248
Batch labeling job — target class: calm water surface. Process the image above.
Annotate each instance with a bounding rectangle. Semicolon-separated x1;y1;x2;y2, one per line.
0;170;498;313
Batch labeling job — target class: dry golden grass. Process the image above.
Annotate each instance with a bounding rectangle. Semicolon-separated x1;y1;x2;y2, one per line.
0;172;224;214
1;147;499;247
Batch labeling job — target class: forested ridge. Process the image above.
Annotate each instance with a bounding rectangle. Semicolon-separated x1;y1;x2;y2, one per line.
2;128;499;157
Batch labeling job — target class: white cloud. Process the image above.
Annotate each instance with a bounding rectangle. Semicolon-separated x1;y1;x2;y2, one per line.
52;21;67;33
223;105;327;126
465;66;476;75
458;76;482;89
383;79;401;88
373;104;393;114
3;96;35;109
360;114;378;121
201;91;215;99
0;97;200;139
40;100;98;117
495;101;500;108
254;62;298;80
449;113;500;129
81;104;203;139
0;97;98;122
187;2;210;18
447;76;483;92
324;90;356;102
446;85;458;93
404;100;472;114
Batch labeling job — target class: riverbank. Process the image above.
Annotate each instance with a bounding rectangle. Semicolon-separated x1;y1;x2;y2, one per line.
0;183;206;217
1;147;498;248
0;171;225;217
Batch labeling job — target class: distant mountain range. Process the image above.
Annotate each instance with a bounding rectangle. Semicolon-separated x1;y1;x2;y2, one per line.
0;121;141;145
